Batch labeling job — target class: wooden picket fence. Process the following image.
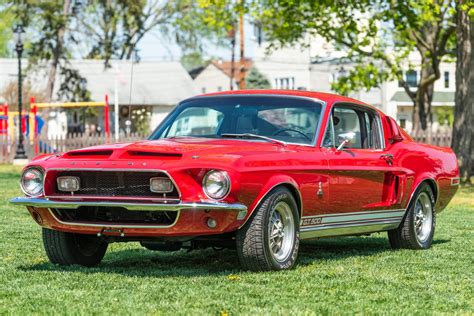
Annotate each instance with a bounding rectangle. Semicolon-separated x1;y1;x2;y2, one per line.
0;129;455;163
410;129;452;147
35;132;147;155
0;133;12;163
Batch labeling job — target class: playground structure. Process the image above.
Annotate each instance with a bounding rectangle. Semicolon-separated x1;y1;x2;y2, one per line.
0;96;111;158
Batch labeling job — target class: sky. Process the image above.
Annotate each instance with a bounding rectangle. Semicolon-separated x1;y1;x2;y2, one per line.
136;19;257;62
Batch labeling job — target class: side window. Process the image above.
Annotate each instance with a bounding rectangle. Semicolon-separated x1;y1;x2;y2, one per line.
333;107;363;148
322;116;335;147
323;105;384;149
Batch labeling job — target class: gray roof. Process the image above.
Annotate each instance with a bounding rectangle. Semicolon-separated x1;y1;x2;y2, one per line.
0;59;196;106
390;91;454;104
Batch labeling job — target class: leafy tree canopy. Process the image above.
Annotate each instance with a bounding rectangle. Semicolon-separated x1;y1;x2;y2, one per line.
254;0;457;130
246;66;271;89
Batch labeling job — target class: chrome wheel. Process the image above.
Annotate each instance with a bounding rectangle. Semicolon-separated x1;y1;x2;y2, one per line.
414;192;433;243
268;201;295;262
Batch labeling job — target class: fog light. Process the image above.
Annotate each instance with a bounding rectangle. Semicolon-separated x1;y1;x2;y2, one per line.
150;177;173;193
207;218;217;229
57;176;80;192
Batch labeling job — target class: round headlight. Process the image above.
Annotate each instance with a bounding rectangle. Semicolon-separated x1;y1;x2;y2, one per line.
203;170;230;200
21;168;44;196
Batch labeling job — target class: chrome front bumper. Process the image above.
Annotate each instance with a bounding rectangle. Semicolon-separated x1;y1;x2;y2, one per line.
10;197;247;216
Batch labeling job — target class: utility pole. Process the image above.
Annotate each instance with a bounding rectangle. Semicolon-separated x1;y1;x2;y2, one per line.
229;27;236;91
239;3;246;90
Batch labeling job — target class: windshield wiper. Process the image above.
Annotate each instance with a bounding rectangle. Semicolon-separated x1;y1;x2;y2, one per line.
221;133;287;146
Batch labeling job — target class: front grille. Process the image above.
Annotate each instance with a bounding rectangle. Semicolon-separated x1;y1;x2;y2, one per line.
52;206;177;226
53;171;179;198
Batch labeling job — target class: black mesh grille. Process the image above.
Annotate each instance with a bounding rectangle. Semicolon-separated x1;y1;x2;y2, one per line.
54;171;179;198
53;206;177;225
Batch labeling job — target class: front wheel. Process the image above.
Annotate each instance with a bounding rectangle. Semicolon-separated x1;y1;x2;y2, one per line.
42;229;108;267
236;187;300;271
388;183;436;249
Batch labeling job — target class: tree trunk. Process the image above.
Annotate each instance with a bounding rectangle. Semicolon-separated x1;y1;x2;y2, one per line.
412;58;436;132
45;0;71;101
452;0;474;183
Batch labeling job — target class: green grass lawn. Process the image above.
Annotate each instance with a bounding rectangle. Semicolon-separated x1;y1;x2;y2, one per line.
0;164;473;314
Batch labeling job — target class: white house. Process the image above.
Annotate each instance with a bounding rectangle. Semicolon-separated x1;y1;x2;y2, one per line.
0;59;197;137
310;55;455;131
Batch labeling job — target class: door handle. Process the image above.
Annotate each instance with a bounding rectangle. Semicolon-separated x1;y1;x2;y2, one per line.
380;153;394;166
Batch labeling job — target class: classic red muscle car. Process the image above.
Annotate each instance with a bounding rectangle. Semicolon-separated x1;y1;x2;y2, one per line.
11;90;459;271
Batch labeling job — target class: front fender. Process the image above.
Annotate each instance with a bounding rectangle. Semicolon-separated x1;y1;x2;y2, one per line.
238;174;300;227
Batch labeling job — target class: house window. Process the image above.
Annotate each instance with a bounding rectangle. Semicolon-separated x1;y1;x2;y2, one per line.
399;118;406;129
406;70;417;87
201;87;206;93
276;77;296;89
444;71;449;88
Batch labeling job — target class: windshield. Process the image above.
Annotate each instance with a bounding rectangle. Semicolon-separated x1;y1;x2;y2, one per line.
150;96;323;145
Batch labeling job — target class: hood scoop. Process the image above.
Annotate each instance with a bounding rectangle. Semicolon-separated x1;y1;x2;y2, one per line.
125;150;182;159
64;150;113;158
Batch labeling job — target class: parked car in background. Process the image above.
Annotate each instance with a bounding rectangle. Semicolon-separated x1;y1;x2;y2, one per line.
11;90;459;271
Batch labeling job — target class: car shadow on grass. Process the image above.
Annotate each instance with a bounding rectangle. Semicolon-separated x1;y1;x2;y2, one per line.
18;235;450;277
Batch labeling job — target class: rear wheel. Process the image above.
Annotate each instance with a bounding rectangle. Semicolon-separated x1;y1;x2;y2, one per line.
388;183;436;249
42;229;108;267
236;187;300;271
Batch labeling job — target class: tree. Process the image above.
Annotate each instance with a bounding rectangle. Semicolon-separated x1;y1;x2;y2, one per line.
82;0;191;68
16;0;89;102
256;0;457;131
452;1;474;183
246;66;271;89
0;80;47;111
180;51;208;72
0;1;14;57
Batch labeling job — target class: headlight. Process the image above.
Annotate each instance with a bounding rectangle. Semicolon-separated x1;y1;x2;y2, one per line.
203;170;230;200
21;168;44;196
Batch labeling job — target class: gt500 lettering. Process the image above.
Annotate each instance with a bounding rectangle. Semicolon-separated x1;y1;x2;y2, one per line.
301;217;322;226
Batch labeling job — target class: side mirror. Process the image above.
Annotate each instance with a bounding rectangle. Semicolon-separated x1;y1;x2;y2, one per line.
337;132;356;151
385;116;404;144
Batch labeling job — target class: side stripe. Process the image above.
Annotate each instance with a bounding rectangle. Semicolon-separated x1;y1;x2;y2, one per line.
300;209;405;230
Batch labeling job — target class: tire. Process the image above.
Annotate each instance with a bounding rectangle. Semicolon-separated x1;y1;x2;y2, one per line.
236;187;300;271
42;228;108;267
388;182;436;249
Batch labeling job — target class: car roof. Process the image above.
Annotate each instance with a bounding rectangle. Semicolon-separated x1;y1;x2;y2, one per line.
186;89;380;112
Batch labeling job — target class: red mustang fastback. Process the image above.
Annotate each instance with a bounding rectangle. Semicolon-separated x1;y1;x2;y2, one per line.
11;90;459;271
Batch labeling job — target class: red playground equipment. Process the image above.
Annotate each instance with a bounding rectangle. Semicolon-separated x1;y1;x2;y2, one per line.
30;95;111;155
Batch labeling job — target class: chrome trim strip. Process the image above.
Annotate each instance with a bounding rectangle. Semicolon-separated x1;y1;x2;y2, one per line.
47;208;180;229
300;217;402;231
44;195;181;202
43;168;182;200
10;197;248;212
301;209;405;219
300;219;401;239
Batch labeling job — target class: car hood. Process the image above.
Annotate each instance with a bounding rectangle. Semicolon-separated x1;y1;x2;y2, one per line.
66;138;287;156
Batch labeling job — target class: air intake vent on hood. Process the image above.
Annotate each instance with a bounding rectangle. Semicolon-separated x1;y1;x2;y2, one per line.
65;150;113;158
126;151;182;159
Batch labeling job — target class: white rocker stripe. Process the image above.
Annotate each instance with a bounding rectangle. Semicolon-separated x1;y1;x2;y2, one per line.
300;209;405;228
299;209;406;239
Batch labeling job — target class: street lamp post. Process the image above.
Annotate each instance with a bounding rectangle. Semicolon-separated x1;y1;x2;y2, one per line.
13;24;27;161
